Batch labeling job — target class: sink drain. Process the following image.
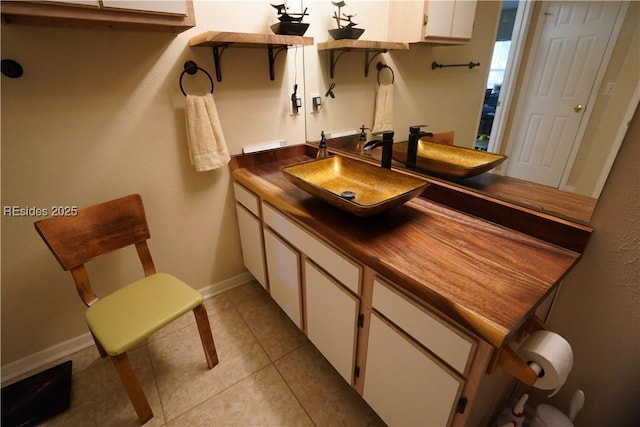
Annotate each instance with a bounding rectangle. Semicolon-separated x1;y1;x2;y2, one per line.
340;190;356;200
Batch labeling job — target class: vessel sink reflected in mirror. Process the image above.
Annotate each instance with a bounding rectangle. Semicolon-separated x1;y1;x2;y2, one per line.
391;139;507;179
281;156;428;217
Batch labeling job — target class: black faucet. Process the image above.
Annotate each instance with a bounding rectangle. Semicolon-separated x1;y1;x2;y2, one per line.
363;130;394;169
406;125;432;169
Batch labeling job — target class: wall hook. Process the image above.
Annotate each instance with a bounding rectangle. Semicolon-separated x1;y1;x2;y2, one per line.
1;59;23;78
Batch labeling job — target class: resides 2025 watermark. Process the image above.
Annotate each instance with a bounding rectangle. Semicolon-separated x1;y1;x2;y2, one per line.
3;205;78;217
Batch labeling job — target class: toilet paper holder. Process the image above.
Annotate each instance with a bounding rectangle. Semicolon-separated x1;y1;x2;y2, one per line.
489;315;549;385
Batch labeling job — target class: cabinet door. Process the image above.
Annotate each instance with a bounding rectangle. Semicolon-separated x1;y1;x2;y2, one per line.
304;260;358;384
424;0;476;41
450;0;477;39
387;1;426;42
45;1;100;7
264;228;302;328
425;0;455;38
101;1;187;16
363;313;462;427
235;204;267;289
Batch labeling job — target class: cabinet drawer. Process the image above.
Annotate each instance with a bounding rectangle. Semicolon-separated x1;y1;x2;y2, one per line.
262;203;361;295
233;182;260;217
372;279;473;375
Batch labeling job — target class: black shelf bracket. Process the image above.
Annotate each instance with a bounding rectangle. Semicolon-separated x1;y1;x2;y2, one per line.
364;49;387;77
328;49;349;79
328;48;389;79
210;43;290;82
268;45;289;81
211;43;231;82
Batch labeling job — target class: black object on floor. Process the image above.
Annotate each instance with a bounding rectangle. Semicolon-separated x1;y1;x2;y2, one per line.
1;360;72;427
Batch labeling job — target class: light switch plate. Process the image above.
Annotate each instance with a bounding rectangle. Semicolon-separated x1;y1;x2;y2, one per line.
604;82;615;96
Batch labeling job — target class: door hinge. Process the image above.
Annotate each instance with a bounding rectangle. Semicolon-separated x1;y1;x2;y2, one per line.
456;396;468;414
354;366;360;379
424;14;428;26
358;313;364;328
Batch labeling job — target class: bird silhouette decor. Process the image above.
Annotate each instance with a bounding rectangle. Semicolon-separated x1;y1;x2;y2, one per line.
329;1;365;40
270;2;310;35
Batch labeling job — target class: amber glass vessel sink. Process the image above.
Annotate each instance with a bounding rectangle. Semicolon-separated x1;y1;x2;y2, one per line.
281;156;428;217
392;140;507;179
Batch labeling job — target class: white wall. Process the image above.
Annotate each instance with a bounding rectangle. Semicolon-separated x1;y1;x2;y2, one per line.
0;0;306;374
519;104;640;427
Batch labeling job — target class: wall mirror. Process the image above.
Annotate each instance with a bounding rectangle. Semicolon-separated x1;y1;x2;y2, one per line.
301;0;638;224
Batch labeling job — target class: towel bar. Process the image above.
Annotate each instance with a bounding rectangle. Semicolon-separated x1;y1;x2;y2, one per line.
431;61;480;70
179;60;214;96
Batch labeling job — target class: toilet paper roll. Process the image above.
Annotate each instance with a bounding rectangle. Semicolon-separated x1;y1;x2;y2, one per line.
518;330;573;396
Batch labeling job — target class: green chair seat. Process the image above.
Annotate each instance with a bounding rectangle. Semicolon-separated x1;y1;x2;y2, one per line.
86;273;203;356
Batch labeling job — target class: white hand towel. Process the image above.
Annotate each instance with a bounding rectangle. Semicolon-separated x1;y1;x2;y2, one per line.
372;83;394;133
185;93;230;172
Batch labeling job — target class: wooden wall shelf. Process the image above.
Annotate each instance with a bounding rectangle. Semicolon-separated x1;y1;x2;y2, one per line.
317;40;409;78
189;31;314;82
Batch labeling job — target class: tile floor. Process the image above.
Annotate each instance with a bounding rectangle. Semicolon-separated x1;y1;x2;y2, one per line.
21;280;386;427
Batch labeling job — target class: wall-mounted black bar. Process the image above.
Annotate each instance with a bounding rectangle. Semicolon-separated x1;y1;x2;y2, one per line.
431;61;480;70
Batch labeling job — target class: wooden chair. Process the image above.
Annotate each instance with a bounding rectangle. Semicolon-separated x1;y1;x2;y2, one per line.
34;194;218;424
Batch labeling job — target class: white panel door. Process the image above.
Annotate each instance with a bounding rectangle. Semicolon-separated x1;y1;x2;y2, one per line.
505;1;622;186
264;228;302;328
305;260;358;385
363;313;462;427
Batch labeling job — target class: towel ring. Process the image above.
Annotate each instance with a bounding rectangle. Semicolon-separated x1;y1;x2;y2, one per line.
180;60;214;96
376;61;395;85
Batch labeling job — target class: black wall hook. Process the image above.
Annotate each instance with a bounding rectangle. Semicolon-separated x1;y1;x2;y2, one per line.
2;59;23;78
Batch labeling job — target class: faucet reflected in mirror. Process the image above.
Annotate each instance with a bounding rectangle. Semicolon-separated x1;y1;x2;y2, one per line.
406;125;431;169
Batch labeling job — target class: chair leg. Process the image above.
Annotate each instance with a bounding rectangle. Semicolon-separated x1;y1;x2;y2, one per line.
110;353;153;425
193;304;219;369
90;331;107;358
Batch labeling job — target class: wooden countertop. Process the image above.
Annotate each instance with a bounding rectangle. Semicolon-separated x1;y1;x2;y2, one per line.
230;145;583;349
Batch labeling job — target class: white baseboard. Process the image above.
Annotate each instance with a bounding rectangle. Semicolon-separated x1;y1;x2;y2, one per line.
1;271;255;384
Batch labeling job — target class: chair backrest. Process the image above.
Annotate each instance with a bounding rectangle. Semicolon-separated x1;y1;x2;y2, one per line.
35;194;155;306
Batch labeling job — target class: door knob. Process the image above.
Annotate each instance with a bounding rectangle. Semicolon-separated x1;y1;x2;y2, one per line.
573;104;584;113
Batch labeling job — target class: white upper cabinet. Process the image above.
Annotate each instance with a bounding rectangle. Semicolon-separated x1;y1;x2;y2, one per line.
101;1;187;16
0;0;195;32
388;0;477;44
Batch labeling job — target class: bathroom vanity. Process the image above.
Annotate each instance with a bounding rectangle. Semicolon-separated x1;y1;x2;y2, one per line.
229;144;591;426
